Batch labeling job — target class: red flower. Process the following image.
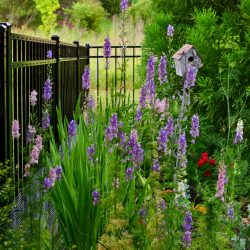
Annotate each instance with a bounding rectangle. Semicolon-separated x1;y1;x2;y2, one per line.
198;159;204;167
204;170;211;177
202;156;208;163
209;159;216;166
201;152;208;157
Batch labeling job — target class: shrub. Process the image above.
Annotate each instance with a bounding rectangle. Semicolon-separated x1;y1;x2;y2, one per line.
65;1;107;31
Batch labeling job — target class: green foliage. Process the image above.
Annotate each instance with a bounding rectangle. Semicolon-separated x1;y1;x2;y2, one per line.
65;1;106;31
0;0;39;27
100;0;121;16
33;0;60;34
128;0;153;23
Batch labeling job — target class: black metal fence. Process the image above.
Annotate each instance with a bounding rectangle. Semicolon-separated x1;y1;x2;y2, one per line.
0;22;142;168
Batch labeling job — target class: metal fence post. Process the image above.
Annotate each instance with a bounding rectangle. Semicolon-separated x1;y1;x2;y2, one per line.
85;43;90;66
73;40;80;97
51;35;60;108
0;22;12;163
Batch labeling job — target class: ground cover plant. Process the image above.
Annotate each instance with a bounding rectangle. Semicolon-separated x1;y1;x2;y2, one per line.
1;0;250;249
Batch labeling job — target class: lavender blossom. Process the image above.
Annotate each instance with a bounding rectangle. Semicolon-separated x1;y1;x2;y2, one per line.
184;65;196;89
55;166;62;180
227;205;234;220
135;108;142;121
125;167;134;181
158;127;168;154
154;98;168;113
47;50;52;59
139;84;147;108
158;55;167;84
233;119;243;144
87;95;95;110
120;0;128;12
166;117;174;137
12;120;20;139
152;159;160;172
30;90;38;106
42;113;50;130
104;113;118;143
146;55;157;103
103;36;111;69
35;135;43;151
177;133;187;167
158;199;167;211
92;189;100;205
82;66;90;91
26;125;36;144
43;79;52;101
167;24;174;37
138;208;147;224
182;211;192;247
24;163;31;177
68;120;77;138
29;146;40;165
87;144;96;162
127;129;144;168
215;166;227;202
43;177;53;192
49;168;57;185
190;114;199;143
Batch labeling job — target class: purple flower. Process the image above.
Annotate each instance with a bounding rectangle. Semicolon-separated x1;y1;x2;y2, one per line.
24;164;31;177
30;90;38;106
105;113;118;143
47;50;52;59
167;24;174;37
139;84;147;108
87;144;96;162
29;146;40;165
125;167;134;181
227;205;234;220
182;211;192;247
35;135;43;151
43;177;53;192
158;55;167;84
177;133;187;167
42;113;50;130
118;131;126;149
146;55;157;104
135;108;142;121
152;159;160;172
158;199;167;211
138;208;147;224
87;95;95;110
215;166;227;202
103;36;111;69
82;66;90;90
12;120;20;139
127;129;144;168
26;125;36;144
166;117;174;136
43;79;52;101
154;98;168;113
233;119;243;144
158;127;168;154
190;114;199;143
68;120;77;138
184;65;196;89
120;0;128;12
92;189;100;205
55;166;62;180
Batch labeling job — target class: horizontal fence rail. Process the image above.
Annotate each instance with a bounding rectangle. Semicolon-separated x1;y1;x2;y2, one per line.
0;22;142;192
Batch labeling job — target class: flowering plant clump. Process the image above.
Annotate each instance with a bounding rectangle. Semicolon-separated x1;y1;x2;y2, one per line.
197;152;216;177
43;165;62;192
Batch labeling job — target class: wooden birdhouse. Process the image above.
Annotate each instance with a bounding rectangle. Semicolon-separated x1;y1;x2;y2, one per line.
172;44;202;77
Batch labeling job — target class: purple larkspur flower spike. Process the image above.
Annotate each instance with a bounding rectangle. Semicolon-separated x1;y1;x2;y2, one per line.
92;189;100;205
190;114;199;143
120;0;128;12
12;119;21;139
43;79;52;101
68;120;77;138
167;24;174;37
47;50;52;59
82;66;90;90
158;55;167;84
30;90;38;106
233;119;243;144
182;211;192;247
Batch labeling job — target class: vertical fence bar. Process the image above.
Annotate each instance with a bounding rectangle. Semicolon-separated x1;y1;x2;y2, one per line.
74;41;80;98
96;47;99;102
115;48;117;105
51;35;60;126
133;47;135;104
0;24;6;162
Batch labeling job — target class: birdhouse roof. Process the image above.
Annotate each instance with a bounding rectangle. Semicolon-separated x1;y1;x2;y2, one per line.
172;44;193;60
